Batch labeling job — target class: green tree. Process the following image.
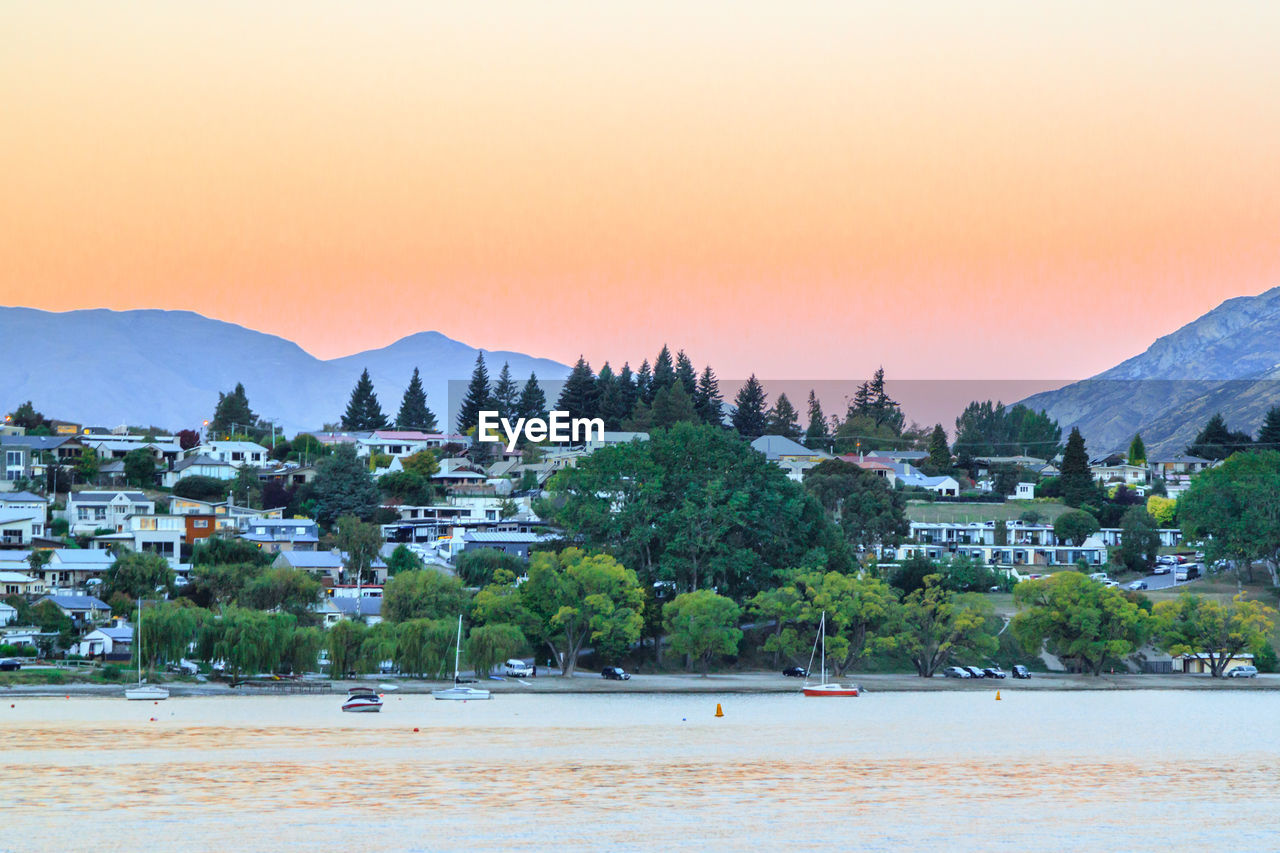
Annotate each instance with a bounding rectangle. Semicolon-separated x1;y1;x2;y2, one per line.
334;515;384;586
1152;592;1277;678
1058;427;1096;508
231;466;262;508
341;368;388;431
76;447;101;482
796;569;901;675
649;346;675;401
6;400;47;430
490;362;520;421
455;548;526;587
803;390;827;449
311;444;380;525
694;365;722;425
466;623;527;678
926;424;951;472
803;458;909;552
634;360;653;406
240;567;321;616
1127;433;1147;466
123;448;158;488
555;356;599;422
674;350;697;397
172;475;232;501
651;382;699;428
663;590;742;675
1053;509;1100;546
747;580;809;668
457;353;492;434
139;601;205;671
385;544;425;576
1179;450;1280;585
190;562;264;611
595;363;624;430
393;617;456;678
395;367;438;431
105;552;176;599
516;373;548;424
382;570;468;623
899;575;997;677
616;364;639;422
1256;406;1280;451
1012;572;1149;675
766;393;802;440
325;618;367;677
1187;412;1252;461
1114;507;1160;573
378;470;435;506
731;375;769;438
192;536;271;568
210;383;257;438
519;548;644;675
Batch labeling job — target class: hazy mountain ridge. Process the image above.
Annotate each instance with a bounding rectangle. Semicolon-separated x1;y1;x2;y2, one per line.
1019;286;1280;456
0;307;570;433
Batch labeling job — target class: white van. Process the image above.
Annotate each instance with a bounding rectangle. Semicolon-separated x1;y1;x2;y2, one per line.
504;659;534;677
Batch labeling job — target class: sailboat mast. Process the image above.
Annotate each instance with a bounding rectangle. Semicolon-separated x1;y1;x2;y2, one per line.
137;598;143;684
820;611;826;685
454;613;463;682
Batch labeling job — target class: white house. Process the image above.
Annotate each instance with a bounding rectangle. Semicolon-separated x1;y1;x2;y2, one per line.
40;550;117;589
0;571;46;596
0;491;49;523
74;623;134;658
64;491;155;535
239;518;320;553
190;441;270;468
0;510;46;545
1012;482;1036;500
0;601;17;625
163;455;238;488
35;594;111;623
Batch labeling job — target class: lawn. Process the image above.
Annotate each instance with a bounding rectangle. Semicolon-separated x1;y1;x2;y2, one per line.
906;500;1071;524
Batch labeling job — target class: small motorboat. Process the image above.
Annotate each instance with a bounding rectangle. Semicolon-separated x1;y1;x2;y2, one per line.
432;684;491;701
342;687;383;713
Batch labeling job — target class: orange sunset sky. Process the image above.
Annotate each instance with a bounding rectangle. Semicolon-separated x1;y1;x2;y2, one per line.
3;2;1279;380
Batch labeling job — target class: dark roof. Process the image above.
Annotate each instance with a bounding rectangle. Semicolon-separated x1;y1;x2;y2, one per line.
0;435;72;450
38;594;110;611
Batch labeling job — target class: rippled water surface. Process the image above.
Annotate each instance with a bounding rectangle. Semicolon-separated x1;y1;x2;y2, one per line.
3;691;1278;851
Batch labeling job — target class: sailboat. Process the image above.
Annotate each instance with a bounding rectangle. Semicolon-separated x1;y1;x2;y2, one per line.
432;615;491;701
801;611;860;697
124;599;170;701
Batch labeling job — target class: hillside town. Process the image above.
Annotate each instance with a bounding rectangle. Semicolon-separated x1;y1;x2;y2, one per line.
3;355;1279;685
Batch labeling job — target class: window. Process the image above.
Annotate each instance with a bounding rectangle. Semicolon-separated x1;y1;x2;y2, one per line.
194;519;209;529
78;507;90;520
94;507;107;520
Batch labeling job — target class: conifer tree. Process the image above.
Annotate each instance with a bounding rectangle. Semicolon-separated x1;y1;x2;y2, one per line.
457;353;491;434
1126;433;1146;466
341;369;388;431
675;350;697;398
867;367;903;431
650;346;675;400
517;373;548;423
1059;427;1095;508
804;389;827;448
616;363;639;422
1187;412;1250;461
731;375;769;438
556;356;599;421
596;362;624;430
766;393;801;440
395;367;438;432
652;382;699;427
927;424;951;471
211;383;257;437
1257;406;1280;451
694;365;723;425
491;362;519;421
635;360;653;406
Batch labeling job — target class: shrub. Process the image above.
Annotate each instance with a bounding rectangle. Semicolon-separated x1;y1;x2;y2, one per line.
100;664;125;682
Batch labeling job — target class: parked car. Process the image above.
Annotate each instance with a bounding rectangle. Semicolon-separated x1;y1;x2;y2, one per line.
1011;665;1031;679
504;658;534;677
782;666;808;678
963;665;986;678
1126;580;1148;591
1102;580;1120;588
1089;572;1111;583
1227;665;1259;678
943;666;971;678
1152;564;1171;575
982;667;1007;679
601;666;631;681
0;658;21;672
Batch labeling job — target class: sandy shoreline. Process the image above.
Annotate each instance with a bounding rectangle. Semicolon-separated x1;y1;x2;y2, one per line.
4;670;1277;697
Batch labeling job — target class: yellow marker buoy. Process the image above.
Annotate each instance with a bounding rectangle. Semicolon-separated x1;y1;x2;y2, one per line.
715;703;724;717
995;691;1001;701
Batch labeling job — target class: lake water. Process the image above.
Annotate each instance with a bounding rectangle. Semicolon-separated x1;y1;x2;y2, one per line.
3;691;1278;852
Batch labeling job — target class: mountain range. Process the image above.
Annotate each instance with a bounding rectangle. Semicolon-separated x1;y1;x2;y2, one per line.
0;307;570;434
1019;286;1280;456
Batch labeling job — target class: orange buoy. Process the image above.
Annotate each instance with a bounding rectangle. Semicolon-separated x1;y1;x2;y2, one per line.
714;703;724;717
995;691;1001;701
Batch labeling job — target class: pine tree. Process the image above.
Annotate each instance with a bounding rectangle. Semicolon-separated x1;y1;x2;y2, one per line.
766;393;801;440
652;382;699;427
927;424;951;471
650;346;675;400
850;381;871;418
596;362;624;430
457;353;491;434
516;373;548;423
867;367;903;431
694;365;723;425
804;390;827;448
1059;427;1095;508
674;350;697;398
732;375;769;438
635;360;653;406
395;367;438;431
211;383;257;437
1127;433;1146;466
341;369;388;431
556;356;599;421
491;362;519;421
1257;406;1280;450
616;363;639;422
1187;412;1249;461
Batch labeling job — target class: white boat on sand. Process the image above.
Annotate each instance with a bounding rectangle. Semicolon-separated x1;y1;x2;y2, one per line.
124;599;169;701
433;615;491;701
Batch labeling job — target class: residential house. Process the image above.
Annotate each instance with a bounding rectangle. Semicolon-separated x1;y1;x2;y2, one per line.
433;458;490;488
64;491;155;535
459;530;556;560
239;518;320;554
1012;482;1036;500
1;435;84;491
1148;454;1214;497
1;571;45;596
74;622;134;659
88;514;186;564
35;594;111;623
896;519;1108;567
1090;453;1149;488
40;550;116;589
162;455;237;488
837;454;898;482
81;436;182;468
973;456;1058;479
1176;653;1255;675
357;430;446;459
0;510;47;546
189;441;270;468
271;549;388;586
314;595;384;627
0;601;16;625
750;435;832;481
1097;527;1183;548
259;464;319;489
